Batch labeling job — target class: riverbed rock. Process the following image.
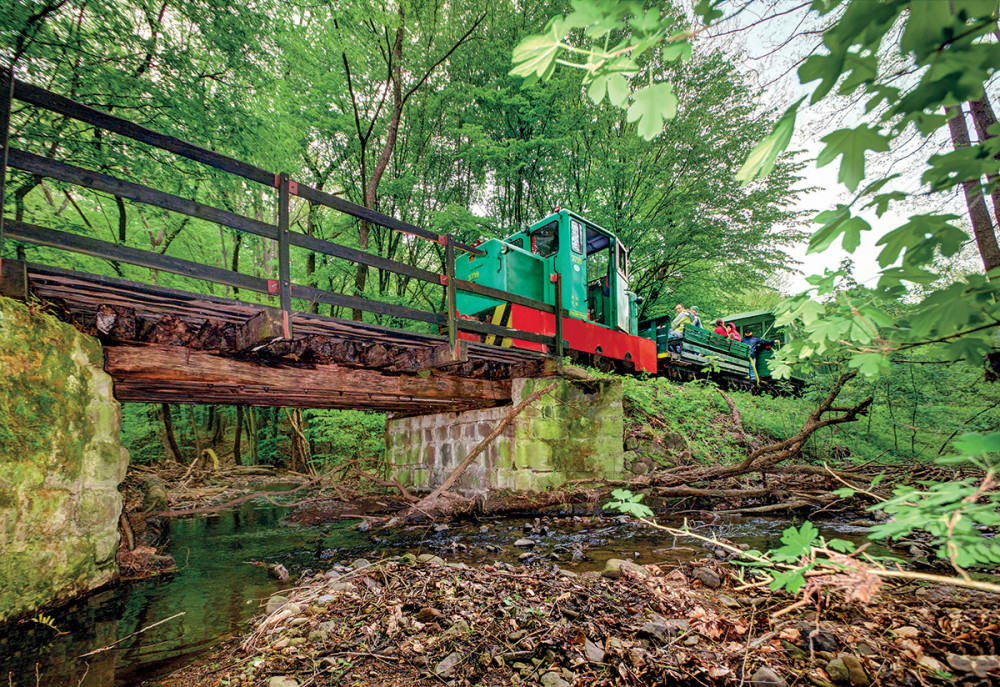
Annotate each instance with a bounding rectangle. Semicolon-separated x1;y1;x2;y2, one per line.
268;676;299;687
0;297;130;622
351;558;371;570
514;538;536;548
444;619;471;636
602;558;650;579
836;653;869;686
266;595;290;614
417;554;445;565
749;666;787;687
435;651;463;676
307;630;328;642
826;658;851;685
717;594;740;608
946;653;1000;677
797;624;839;653
584;638;605;662
693;567;721;589
417;607;441;623
541;671;571;687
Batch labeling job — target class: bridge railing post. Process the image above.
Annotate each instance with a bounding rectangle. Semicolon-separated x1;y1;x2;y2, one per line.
0;66;13;269
277;172;293;339
445;234;457;359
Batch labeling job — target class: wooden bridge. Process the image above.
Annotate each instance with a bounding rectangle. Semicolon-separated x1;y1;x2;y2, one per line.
0;70;567;415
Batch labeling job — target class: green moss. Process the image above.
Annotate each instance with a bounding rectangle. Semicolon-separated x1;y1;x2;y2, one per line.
0;296;127;622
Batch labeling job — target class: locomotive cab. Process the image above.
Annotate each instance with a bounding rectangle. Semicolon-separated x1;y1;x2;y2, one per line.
454;209;656;372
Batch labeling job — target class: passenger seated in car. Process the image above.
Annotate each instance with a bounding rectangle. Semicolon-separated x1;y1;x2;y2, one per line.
726;322;742;341
712;319;728;337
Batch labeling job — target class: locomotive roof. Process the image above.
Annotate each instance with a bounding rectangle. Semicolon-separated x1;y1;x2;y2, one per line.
506;209;629;253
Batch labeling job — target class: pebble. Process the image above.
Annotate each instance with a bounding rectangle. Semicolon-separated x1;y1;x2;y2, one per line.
514;538;536;548
480;525;490;533
692;567;721;589
518;552;534;561
416;554;445;565
266;595;289;615
351;558;371;570
836;652;869;686
356;520;371;532
327;582;354;593
945;653;1000;677
417;607;441;623
540;671;570;687
316;594;335;604
272;638;289;649
443;619;471;636
584;638;605;662
601;558;650;579
717;594;740;608
797;624;838;653
433;523;449;533
825;658;851;685
290;617;309;627
268;677;299;687
318;621;338;632
640;621;671;643
323;570;341;580
893;625;919;638
749;666;787;687
307;630;327;642
435;651;463;677
288;637;306;647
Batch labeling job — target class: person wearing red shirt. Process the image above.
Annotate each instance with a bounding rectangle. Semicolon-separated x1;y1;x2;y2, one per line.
712;319;728;338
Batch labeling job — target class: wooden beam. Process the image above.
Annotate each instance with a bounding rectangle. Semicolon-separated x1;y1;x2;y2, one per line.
103;343;512;411
235;309;286;352
392;340;469;372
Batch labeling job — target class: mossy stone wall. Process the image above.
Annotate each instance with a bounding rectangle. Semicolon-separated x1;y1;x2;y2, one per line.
0;296;128;622
388;377;624;495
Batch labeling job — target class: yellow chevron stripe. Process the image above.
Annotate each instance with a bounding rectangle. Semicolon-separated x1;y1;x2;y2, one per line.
485;303;507;346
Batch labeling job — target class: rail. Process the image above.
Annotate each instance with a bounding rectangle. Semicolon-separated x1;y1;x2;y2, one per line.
0;69;567;360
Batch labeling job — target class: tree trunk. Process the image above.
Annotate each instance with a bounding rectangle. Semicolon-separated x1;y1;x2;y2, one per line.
234;405;244;465
946;104;1000;272
968;95;1000;230
161;403;182;463
188;406;202;464
352;15;405;321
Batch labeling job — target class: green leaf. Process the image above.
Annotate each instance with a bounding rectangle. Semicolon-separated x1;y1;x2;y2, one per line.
953;432;1000;458
661;41;692;62
848;352;891;377
587;72;629;107
510;20;568;79
832;487;856;498
626;82;678;140
736;99;802;183
816;126;891;192
875;214;966;268
808;205;871;253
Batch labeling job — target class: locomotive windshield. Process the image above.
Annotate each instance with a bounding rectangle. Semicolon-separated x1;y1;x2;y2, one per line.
531;221;559;257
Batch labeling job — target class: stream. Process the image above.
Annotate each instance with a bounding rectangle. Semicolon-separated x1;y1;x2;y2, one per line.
0;496;882;687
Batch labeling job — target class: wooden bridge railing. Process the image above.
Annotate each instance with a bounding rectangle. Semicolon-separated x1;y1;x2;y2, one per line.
0;69;566;361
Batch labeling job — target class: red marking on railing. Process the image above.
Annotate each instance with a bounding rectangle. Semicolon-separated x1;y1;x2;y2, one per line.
439;275;450;286
267;279;280;295
288;180;298;195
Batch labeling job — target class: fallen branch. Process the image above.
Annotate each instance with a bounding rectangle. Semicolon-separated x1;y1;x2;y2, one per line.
385;382;559;524
151;467;338;517
78;612;185;657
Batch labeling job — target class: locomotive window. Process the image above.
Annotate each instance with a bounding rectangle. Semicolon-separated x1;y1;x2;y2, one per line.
532;221;559;257
510;237;525;249
571;220;584;254
618;244;628;275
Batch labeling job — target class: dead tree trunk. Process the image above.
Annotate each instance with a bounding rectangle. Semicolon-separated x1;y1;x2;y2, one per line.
160;403;182;463
234;405;244;465
946;104;1000;272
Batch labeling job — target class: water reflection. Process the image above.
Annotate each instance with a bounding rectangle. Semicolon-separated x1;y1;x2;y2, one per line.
0;502;329;687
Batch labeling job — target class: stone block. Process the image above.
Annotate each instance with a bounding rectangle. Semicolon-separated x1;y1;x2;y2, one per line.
0;297;129;622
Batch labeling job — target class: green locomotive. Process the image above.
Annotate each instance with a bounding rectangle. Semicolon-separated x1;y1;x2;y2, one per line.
455;209;794;388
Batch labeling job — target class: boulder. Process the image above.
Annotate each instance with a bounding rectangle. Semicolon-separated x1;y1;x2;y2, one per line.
749;667;787;687
601;558;650;579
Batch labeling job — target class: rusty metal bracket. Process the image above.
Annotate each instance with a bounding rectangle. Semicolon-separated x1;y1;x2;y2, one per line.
267;279;280;295
439;274;450;286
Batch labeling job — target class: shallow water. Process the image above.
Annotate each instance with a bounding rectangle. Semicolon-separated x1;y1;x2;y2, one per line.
0;503;878;687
